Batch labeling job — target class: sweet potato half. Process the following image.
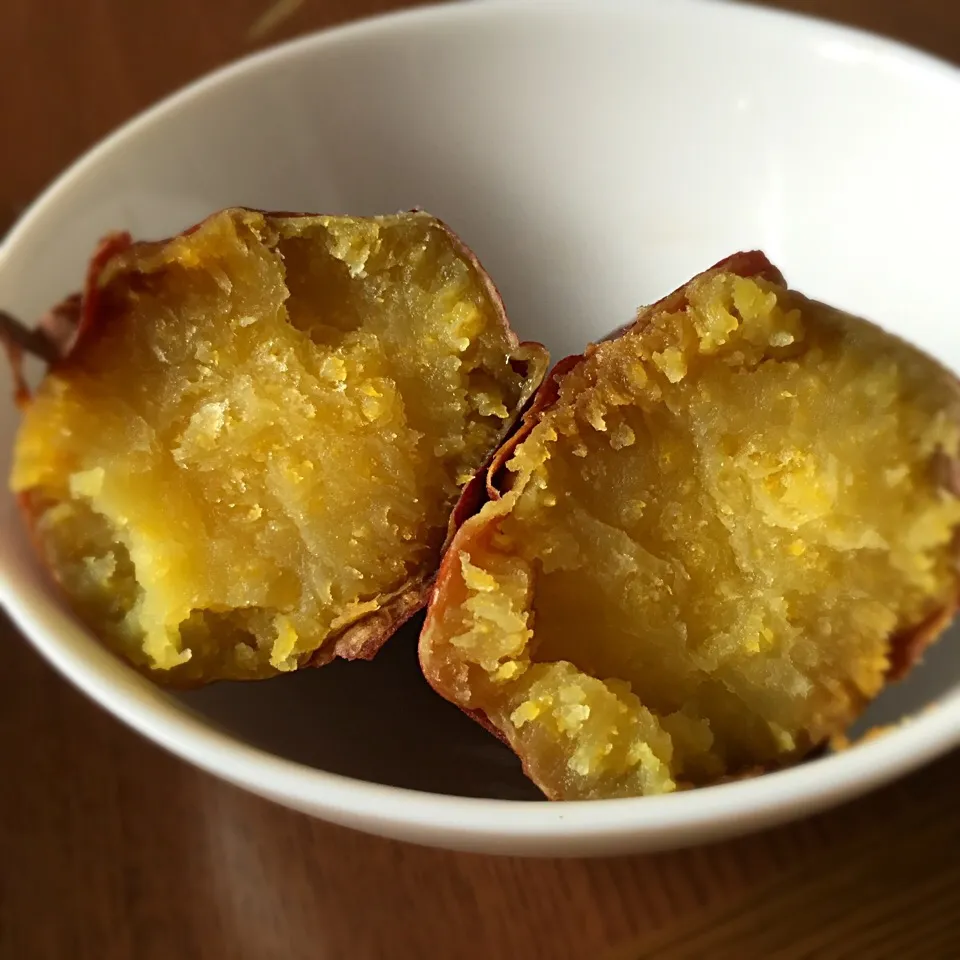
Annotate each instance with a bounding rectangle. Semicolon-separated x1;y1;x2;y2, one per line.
9;209;547;684
420;252;960;801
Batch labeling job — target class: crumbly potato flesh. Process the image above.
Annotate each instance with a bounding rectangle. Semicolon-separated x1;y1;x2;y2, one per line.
11;209;538;681
423;271;960;800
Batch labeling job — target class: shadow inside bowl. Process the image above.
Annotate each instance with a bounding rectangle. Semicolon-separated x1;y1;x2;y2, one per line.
847;619;960;738
176;613;542;801
176;609;960;800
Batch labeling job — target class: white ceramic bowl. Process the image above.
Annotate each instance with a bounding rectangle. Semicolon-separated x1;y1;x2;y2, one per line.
3;0;960;857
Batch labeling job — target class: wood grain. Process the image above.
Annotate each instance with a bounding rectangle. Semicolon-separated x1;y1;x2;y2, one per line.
1;2;959;958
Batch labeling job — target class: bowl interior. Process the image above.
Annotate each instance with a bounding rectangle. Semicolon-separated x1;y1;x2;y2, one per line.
2;0;960;806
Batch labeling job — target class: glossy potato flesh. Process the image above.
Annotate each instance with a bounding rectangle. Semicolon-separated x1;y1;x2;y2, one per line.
11;210;539;682
422;271;960;799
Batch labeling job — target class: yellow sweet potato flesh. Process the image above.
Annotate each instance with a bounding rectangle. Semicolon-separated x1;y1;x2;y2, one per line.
424;272;960;799
11;209;538;682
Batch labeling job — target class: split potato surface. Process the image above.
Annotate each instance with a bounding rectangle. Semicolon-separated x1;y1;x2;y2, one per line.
10;209;546;683
420;253;960;800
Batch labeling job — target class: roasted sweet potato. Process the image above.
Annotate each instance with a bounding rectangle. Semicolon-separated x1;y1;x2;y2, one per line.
420;252;960;800
9;208;547;684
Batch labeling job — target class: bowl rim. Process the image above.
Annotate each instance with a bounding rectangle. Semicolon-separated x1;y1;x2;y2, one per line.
3;0;960;851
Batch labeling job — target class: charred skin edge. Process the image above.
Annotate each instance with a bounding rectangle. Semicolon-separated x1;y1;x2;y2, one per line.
420;250;960;798
319;341;548;670
886;603;959;682
51;209;549;387
9;208;549;683
1;230;123;407
459;250;786;513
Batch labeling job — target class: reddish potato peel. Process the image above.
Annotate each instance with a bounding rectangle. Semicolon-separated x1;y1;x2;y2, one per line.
8;208;548;684
421;252;960;800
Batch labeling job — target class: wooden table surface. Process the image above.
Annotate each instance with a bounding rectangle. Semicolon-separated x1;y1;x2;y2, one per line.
2;2;960;958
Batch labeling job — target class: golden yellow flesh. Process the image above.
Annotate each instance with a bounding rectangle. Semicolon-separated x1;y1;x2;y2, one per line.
12;210;532;681
428;273;960;799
